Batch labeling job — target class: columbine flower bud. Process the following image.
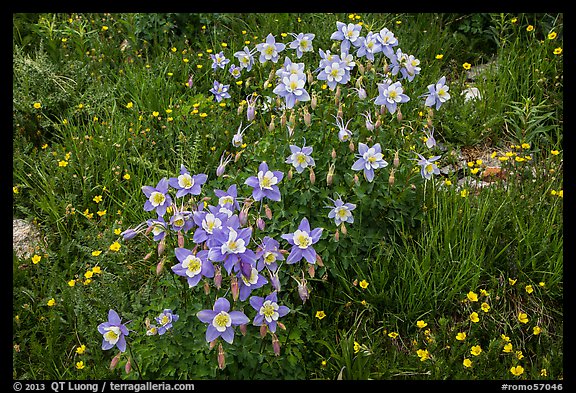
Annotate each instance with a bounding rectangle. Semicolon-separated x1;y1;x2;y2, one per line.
156;257;165;275
125;357;132;374
187;75;194;88
218;343;226;370
340;222;348;236
335;86;341;104
277;322;286;330
231;276;239;301
256;217;265;231
307;70;314;85
237;102;245;116
358;62;365;75
316;254;324;267
289;111;296;127
264;204;273;220
354;174;360;185
357;87;367;100
247;105;255;122
269;116;275;132
389;168;396;186
380;105;387;116
239;209;248;226
311;93;317;110
304;107;311;127
383;61;389;74
178;231;185;248
110;353;121;370
203;280;210;295
331;148;337;159
280;112;287;128
366;61;373;72
397;108;403;122
326;163;335;186
260;324;268;338
337;103;343;119
239;323;247;336
349;140;355;152
214;266;222;289
272;333;281;356
209;339;217;350
263;80;270;89
393;150;400;168
287;168;293;181
309;167;316;185
157;238;166;257
334;229;340;241
308;264;315;278
234;150;243;163
374;116;381;129
355;76;364;89
143;251;153;261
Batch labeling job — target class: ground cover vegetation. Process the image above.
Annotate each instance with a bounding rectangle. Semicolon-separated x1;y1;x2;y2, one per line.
12;12;563;381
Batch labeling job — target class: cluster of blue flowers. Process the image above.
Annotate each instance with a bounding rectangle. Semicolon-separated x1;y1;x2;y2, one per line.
101;19;453;365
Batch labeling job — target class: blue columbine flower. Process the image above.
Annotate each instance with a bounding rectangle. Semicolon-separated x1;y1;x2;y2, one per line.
414;152;441;181
192;205;228;244
97;309;129;352
288;32;315;58
146;215;168;242
210;80;231;103
211;51;230;70
237;266;268;301
168;207;195;233
142;178;172;217
207;226;257;277
355;31;382;62
285;143;315;173
249;292;290;333
171;248;214;288
423;127;437;149
316;54;350;90
327;197;356;226
330;21;362;54
376;27;399;58
196;297;249;344
255;236;284;272
229;64;242;79
214;184;241;214
374;79;410;115
155;309;179;335
351;143;389;183
232;121;251;148
168;165;207;198
233;46;256;71
256;33;286;64
281;217;323;265
273;71;310;109
424;76;451;110
244;162;283;202
333;114;353;142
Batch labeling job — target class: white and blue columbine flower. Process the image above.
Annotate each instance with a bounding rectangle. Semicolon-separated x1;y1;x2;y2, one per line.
209;80;231;103
377;27;399;58
424;76;451;110
154;309;179;335
288;32;315;58
330;21;362;54
316;52;350;90
355;31;382;62
351;142;389;183
273;70;310;109
256;33;286;64
285;143;315;173
327;197;356;226
374;79;410;115
233;46;256;71
211;51;229;70
414;152;441;180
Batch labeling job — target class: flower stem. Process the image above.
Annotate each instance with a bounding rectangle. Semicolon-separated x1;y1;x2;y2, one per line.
126;341;143;380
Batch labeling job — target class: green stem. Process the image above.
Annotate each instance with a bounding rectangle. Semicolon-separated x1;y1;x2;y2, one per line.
126;341;143;380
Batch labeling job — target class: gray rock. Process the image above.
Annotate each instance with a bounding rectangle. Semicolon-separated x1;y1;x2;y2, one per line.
13;218;44;260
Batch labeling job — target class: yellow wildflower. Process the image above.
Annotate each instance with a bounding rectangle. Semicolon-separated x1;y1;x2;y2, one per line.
503;343;513;353
510;365;524;376
109;241;121;252
518;312;529;324
359;280;369;289
315;310;326;320
456;332;467;341
467;291;478;302
526;25;534;32
462;62;472;70
47;298;56;307
547;31;557;40
481;302;490;312
416;320;428;329
470;345;482;356
463;358;472;368
76;344;86;354
470;312;480;323
533;326;542;335
525;285;534;294
76;361;85;370
32;254;42;264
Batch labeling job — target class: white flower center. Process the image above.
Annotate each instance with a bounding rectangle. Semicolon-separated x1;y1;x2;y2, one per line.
212;311;231;332
263;251;277;265
202;213;222;234
221;229;246;255
258;170;278;190
259;300;280;323
103;326;121;345
293;229;312;249
183;255;202;277
150;191;166;207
